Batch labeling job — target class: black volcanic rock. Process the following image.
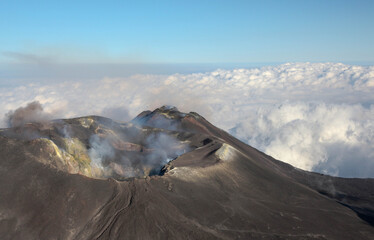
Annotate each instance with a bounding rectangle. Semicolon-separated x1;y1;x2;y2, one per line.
0;107;373;239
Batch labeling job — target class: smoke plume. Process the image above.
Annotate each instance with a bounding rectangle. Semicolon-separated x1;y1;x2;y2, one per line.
5;101;52;127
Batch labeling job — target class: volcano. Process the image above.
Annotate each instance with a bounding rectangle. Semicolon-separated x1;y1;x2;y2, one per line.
0;106;373;239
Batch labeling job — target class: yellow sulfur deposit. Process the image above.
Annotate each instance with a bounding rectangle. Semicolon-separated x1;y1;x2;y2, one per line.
61;138;92;176
35;138;79;173
78;117;94;128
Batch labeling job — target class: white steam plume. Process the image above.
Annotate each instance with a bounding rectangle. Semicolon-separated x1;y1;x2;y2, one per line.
87;132;189;178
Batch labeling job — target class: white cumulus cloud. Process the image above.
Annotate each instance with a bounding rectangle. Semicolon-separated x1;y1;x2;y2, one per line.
230;103;374;177
1;62;373;177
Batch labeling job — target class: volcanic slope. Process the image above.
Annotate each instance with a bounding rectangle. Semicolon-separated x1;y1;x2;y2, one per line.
0;106;373;239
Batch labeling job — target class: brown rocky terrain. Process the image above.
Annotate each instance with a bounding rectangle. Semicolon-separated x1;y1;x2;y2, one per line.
0;106;373;239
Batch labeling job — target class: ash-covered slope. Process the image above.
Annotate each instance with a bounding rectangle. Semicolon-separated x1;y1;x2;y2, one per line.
0;106;373;239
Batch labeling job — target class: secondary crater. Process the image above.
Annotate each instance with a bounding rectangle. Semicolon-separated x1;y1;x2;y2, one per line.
0;106;214;181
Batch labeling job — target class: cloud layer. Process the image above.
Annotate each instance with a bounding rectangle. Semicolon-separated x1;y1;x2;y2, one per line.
230;103;374;177
1;62;373;177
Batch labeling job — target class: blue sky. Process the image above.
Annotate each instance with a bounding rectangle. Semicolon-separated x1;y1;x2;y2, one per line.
1;0;374;64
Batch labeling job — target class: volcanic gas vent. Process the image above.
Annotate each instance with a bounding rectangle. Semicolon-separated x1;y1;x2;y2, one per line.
87;128;192;180
0;115;197;180
68;117;195;180
0;107;222;180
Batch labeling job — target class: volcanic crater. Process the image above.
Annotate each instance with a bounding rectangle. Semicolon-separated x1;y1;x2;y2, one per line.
0;106;373;239
0;106;224;181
